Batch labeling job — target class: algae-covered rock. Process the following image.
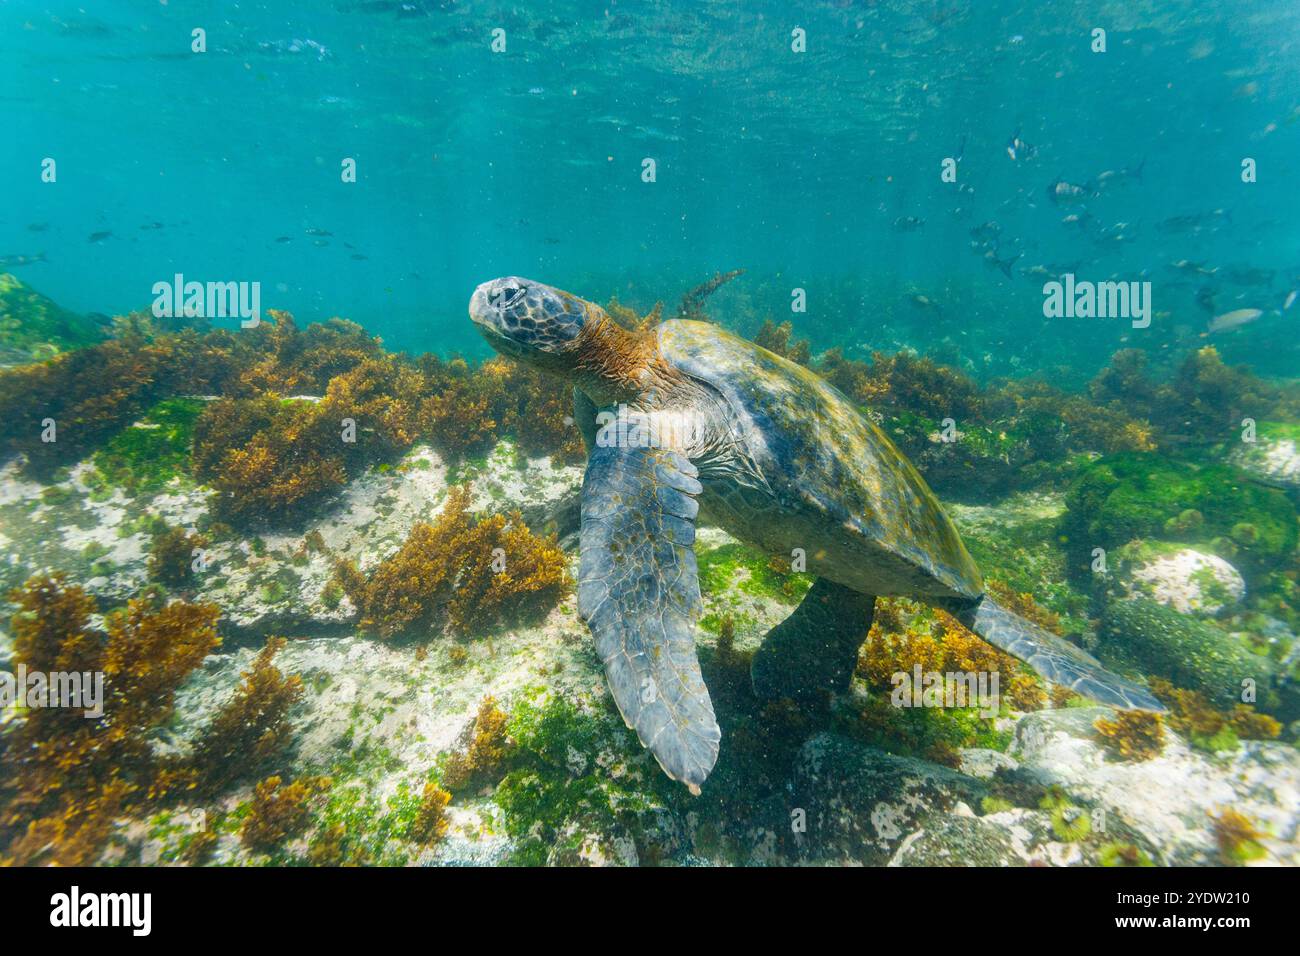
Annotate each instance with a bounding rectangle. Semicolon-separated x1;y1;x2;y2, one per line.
0;273;105;366
788;732;990;864
888;813;1025;866
1118;543;1246;616
1062;453;1298;578
1097;598;1277;709
880;410;1051;501
1230;422;1300;494
1010;707;1300;865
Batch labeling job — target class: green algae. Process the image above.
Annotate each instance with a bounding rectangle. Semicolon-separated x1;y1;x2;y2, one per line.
1098;598;1280;710
960;516;1092;635
493;688;681;866
90;397;207;494
0;273;105;364
1063;453;1298;578
697;542;812;604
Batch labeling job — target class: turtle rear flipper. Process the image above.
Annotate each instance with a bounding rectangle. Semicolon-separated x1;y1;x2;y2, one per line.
578;443;720;794
751;578;875;702
961;596;1165;711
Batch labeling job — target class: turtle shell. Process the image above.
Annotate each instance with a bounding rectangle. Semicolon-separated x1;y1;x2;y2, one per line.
657;319;983;601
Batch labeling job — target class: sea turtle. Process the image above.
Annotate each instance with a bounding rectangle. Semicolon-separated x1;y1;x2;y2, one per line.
468;276;1163;793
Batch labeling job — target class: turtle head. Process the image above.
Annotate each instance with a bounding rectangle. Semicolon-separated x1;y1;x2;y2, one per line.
469;277;603;371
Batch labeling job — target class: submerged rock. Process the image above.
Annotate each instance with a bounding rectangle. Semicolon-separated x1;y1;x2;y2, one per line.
1119;543;1246;616
788;733;990;865
1010;707;1300;865
1098;597;1278;709
1230;423;1300;494
0;273;106;366
889;813;1026;867
1062;453;1298;580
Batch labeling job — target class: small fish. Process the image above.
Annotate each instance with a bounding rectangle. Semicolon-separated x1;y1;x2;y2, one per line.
1170;259;1219;277
909;293;941;313
350;253;368;260
87;230;113;243
26;223;49;232
312;239;329;247
1157;209;1231;234
274;236;294;243
1195;286;1218;315
892;216;925;232
305;227;333;237
139;221;165;230
1022;263;1076;281
1095;159;1145;188
1284;290;1297;311
1047;178;1097;205
1006;129;1036;161
1094;222;1137;245
1061;212;1093;231
970;221;1001;242
983;249;1022;278
953;135;967;165
0;252;47;268
1208;308;1264;333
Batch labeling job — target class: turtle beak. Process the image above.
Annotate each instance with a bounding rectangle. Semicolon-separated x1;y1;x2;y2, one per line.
468;280;499;331
470;277;530;338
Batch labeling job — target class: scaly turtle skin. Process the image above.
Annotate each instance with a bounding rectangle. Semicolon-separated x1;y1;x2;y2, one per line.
469;277;1163;794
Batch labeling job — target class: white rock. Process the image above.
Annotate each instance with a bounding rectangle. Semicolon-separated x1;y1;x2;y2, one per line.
1125;547;1245;616
1231;433;1300;490
1012;708;1300;866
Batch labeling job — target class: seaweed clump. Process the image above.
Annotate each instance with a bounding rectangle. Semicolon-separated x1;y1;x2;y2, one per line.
1062;453;1297;579
191;354;425;527
852;596;1043;766
0;332;192;478
420;355;585;464
148;524;206;589
410;783;453;845
240;775;330;854
753;319;812;366
1148;678;1281;752
1093;710;1165;761
181;638;305;796
439;696;513;793
1210;808;1268;865
0;573;220;865
335;485;569;639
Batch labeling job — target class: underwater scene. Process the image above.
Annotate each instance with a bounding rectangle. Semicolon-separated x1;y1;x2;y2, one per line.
1;0;1299;874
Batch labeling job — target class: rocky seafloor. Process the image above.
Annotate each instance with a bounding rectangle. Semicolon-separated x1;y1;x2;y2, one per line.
1;274;1298;867
1;436;1297;866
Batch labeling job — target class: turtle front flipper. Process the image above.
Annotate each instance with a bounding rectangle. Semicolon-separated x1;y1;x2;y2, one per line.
751;578;876;703
960;596;1166;711
578;443;721;794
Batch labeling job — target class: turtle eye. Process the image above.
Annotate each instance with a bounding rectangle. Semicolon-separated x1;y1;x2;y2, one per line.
488;283;525;310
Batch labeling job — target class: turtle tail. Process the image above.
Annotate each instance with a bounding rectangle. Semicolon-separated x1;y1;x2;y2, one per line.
957;595;1165;712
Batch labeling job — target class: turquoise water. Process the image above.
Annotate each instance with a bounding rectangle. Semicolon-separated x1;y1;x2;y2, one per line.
2;0;1298;376
5;2;1300;872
